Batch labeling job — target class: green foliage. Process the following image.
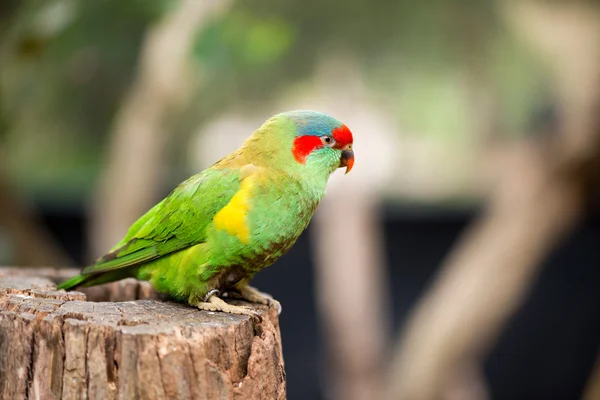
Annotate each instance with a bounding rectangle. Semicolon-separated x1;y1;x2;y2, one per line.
488;31;553;136
1;0;172;201
196;11;294;69
0;0;556;203
188;0;550;139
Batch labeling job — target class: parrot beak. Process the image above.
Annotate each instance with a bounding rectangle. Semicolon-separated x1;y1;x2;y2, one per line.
340;145;354;174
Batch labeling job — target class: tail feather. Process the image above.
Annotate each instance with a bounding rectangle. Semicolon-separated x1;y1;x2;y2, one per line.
57;267;141;291
56;274;88;290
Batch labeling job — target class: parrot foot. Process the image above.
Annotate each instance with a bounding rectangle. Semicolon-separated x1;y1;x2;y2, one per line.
226;285;282;315
190;293;262;321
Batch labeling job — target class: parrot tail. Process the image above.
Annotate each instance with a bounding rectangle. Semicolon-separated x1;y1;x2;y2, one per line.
57;267;140;291
57;274;87;290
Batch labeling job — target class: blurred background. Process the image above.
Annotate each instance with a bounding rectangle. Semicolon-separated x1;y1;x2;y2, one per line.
1;0;600;399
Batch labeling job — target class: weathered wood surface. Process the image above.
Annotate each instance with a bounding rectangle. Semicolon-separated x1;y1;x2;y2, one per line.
0;267;286;400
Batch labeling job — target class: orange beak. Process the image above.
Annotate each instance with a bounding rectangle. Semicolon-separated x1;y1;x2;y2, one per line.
340;144;354;174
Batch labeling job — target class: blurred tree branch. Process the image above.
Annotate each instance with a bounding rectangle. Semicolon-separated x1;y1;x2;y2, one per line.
90;0;231;257
314;191;390;400
386;1;600;399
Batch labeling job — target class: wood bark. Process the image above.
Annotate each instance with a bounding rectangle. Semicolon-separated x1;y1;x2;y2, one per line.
0;267;286;400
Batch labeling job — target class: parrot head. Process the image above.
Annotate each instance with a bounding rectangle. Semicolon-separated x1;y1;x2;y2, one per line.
284;110;354;175
242;110;354;177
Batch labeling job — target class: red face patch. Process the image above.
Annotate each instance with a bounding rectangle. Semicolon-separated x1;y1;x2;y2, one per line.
291;124;354;164
331;124;353;148
292;136;322;164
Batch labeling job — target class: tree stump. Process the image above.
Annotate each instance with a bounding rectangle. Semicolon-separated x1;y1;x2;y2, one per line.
0;267;286;400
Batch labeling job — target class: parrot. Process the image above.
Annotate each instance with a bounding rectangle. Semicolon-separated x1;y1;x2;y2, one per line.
57;110;354;318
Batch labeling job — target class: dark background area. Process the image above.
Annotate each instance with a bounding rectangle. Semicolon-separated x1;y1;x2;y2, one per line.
39;203;600;400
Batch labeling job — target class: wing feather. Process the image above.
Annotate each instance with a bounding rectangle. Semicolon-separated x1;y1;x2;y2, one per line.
81;167;246;276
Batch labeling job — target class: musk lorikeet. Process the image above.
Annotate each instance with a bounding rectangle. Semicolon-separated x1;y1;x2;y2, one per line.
58;110;355;317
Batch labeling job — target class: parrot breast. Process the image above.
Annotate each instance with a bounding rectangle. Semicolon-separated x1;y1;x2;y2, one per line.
207;169;322;275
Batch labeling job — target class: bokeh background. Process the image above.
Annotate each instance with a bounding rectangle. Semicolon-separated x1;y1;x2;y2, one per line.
1;1;600;399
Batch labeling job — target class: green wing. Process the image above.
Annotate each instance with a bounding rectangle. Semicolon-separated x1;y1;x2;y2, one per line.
81;167;242;277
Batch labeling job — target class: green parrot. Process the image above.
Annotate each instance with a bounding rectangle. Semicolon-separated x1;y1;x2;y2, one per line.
58;110;354;317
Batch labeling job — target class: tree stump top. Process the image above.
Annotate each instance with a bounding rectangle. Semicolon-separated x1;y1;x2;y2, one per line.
0;267;286;400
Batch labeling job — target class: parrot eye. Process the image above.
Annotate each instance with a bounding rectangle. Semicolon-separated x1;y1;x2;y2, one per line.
321;135;336;147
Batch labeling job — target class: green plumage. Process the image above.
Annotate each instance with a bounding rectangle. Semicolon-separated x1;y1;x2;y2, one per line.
58;111;354;307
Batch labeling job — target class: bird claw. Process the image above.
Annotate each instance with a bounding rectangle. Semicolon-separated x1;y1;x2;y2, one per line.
265;298;282;315
226;285;282;315
190;292;263;322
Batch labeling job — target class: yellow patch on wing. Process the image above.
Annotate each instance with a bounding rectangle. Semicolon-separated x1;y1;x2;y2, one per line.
213;177;254;244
